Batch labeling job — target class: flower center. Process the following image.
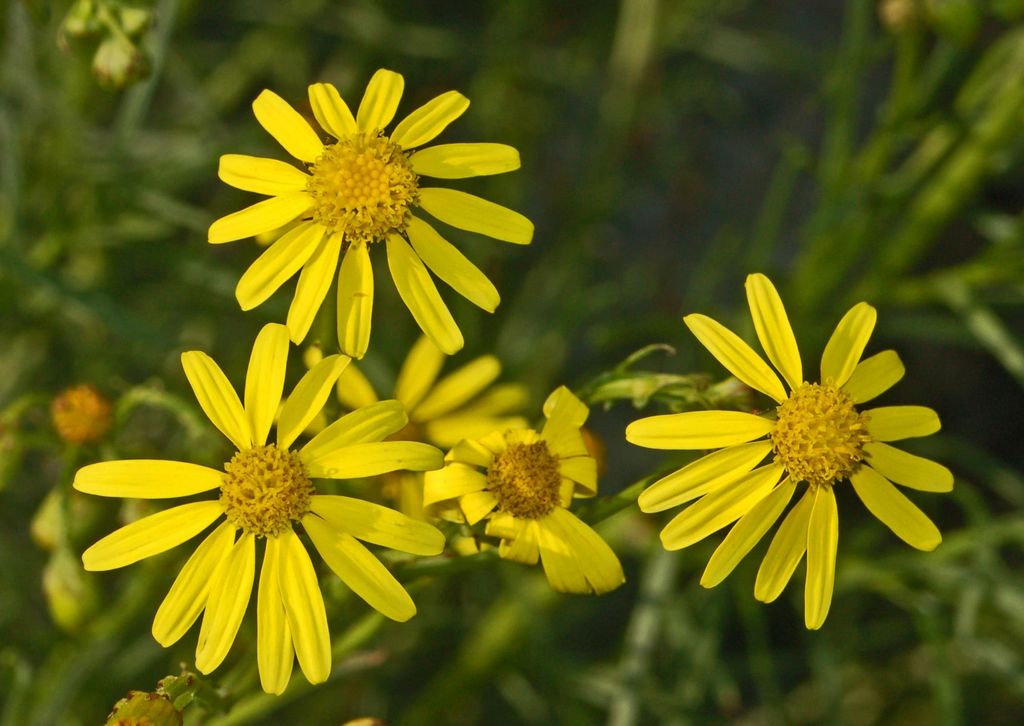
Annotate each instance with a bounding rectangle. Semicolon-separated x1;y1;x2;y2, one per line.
220;444;314;537
487;439;562;519
771;383;872;487
306;132;418;245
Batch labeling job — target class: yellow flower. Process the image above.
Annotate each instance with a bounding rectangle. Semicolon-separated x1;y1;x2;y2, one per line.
209;69;533;358
626;273;951;629
74;323;445;693
335;335;528;517
423;387;625;595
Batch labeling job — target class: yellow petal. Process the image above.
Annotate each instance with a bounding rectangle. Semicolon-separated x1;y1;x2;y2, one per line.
684;313;787;402
181;350;251;450
804;486;838;630
496;519;540;564
82;500;223;571
850;466;942;550
391;90;469;149
820;302;877;387
626;410;773;450
218;154;310;196
152;521;236;647
701;478;795;588
195;532;255;673
754;488;813;603
559;455;597;493
638;442;772;513
310;495;445;555
414;355;500;421
418;187;533;245
460;490;499;524
303;514;416;621
276;528;331;684
394;335;446;412
535;510;622;595
308;82;356;139
335;362;379;410
451;382;529;417
745;273;802;391
356;69;404;132
244;323;290;447
301;400;407;462
410;143;520;178
386;234;463;354
406;216;499;312
841;350;905;404
74;460;222;499
659;464;783;550
422;463;488;506
542;428;588;462
540;385;589;440
863;442;953;492
424;414;528;450
257;535;293;695
446;438;497;468
278;355;351;449
546;508;625;594
866;406;941;441
286;231;341;344
336;242;374;360
252;89;324;162
209;194;312;245
304;441;443;479
236;222;323;311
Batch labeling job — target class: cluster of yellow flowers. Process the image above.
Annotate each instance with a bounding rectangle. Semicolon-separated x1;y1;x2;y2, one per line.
74;69;952;694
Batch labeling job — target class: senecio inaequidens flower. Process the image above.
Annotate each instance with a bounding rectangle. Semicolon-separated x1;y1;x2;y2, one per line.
209;69;533;359
627;273;952;629
74;323;446;694
424;387;625;595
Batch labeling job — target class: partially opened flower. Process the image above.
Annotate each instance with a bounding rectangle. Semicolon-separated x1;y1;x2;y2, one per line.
335;335;529;517
626;273;951;629
209;68;533;358
74;323;445;693
424;387;624;595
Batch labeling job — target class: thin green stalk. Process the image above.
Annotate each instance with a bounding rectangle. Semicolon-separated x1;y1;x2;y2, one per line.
606;547;679;726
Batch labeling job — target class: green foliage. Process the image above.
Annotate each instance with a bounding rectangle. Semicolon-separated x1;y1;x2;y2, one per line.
2;0;1023;724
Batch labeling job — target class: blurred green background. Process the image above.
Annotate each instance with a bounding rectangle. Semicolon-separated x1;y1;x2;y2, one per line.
2;0;1024;723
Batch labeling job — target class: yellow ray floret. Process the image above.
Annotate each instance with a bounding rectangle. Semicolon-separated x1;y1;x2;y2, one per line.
74;323;446;694
209;69;533;358
626;273;951;629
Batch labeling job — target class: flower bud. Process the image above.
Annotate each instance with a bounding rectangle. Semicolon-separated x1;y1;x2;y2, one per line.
51;384;113;445
92;34;149;89
43;548;100;632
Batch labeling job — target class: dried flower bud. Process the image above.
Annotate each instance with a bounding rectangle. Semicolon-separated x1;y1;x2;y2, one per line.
51;384;113;445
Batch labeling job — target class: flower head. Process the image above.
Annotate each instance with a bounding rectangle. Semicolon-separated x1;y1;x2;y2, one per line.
626;274;951;629
424;387;625;595
210;69;533;358
335;335;528;517
74;323;445;693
